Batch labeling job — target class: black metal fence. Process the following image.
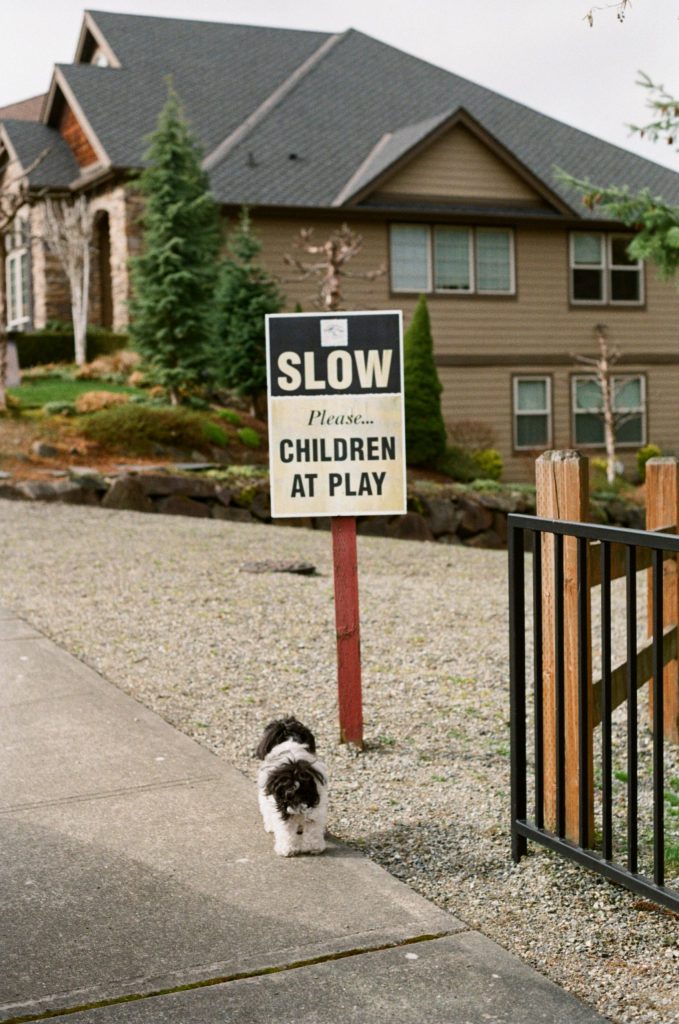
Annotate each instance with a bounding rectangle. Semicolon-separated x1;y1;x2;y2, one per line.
508;512;679;913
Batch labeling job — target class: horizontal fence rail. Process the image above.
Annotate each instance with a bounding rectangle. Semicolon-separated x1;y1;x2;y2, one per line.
509;512;679;914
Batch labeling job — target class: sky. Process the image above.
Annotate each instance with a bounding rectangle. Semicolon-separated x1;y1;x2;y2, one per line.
1;0;679;172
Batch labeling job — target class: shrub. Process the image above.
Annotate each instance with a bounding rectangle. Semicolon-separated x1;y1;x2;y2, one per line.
217;408;242;426
74;391;130;414
202;421;229;447
446;419;497;452
403;296;446;467
637;443;662;482
473;448;503;481
43;401;76;417
79;404;219;454
237;426;261;448
11;330;129;369
74;350;141;382
436;445;478;483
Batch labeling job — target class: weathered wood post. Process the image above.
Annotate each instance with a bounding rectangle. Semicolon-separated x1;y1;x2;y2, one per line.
536;450;594;843
645;457;679;744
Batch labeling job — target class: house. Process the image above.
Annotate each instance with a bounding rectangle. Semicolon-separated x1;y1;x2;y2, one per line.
2;10;679;481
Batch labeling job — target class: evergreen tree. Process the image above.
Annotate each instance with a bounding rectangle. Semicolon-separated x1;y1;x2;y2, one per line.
403;295;446;467
129;83;221;404
212;209;283;413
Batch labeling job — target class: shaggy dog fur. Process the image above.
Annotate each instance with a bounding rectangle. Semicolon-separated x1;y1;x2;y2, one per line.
256;717;328;857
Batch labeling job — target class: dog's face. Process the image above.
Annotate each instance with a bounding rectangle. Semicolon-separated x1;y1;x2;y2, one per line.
265;760;324;820
256;716;316;759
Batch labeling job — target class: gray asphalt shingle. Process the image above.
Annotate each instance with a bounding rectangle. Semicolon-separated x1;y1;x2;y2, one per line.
5;10;679;217
1;120;80;188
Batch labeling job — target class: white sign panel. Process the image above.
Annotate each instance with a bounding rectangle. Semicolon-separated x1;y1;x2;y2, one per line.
266;311;406;518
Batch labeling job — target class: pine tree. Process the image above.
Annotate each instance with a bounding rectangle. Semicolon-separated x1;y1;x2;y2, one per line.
403;295;446;467
129;83;221;405
212;209;283;413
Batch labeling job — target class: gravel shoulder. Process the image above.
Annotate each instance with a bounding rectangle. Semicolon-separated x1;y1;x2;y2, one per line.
1;500;677;1024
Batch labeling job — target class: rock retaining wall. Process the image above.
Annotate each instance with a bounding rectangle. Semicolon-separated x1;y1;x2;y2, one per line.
0;468;646;546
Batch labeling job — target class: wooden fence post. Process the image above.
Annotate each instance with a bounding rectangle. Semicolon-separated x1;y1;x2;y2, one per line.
645;457;679;744
536;450;594;843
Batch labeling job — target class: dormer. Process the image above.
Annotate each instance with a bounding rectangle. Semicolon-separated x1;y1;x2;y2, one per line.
43;70;109;172
73;12;121;68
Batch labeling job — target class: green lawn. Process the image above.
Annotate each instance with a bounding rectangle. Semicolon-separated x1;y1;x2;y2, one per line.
8;378;146;409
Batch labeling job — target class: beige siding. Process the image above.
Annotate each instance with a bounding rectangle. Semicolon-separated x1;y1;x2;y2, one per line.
376;125;541;203
251;212;679;483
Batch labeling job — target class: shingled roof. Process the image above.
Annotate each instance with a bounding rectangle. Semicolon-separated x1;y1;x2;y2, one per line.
0;120;80;189
4;9;679;219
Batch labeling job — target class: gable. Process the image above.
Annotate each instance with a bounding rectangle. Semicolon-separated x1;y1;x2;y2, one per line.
374;123;544;205
58;102;98;168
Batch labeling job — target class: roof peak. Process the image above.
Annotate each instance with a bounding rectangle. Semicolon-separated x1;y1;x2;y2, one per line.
85;9;336;36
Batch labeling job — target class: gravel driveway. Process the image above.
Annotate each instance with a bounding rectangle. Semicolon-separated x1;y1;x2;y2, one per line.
1;499;677;1024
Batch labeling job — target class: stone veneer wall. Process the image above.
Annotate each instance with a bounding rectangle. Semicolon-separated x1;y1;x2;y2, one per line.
27;183;139;334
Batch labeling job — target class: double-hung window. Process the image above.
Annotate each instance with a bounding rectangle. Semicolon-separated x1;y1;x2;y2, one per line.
390;224;514;295
570;233;643;305
572;374;646;446
4;218;31;331
513;376;552;450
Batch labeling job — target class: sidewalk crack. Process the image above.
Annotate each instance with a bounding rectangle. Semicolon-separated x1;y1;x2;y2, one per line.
2;931;461;1022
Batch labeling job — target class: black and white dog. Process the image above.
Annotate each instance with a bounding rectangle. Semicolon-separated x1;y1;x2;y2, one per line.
256;717;328;857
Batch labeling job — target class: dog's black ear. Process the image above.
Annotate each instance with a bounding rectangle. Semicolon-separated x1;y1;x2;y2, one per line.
284;716;316;754
256;716;316;758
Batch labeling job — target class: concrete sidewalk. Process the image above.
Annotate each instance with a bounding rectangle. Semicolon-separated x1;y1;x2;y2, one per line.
0;606;608;1024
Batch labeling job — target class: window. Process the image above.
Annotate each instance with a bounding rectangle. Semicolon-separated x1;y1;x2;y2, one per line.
390;224;514;295
572;374;645;446
4;218;31;330
570;233;643;305
513;376;551;450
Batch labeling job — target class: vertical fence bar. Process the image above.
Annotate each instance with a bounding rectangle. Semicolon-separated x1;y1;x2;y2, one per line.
577;536;591;849
626;545;639;875
652;548;665;887
509;520;527;862
532;530;544;830
554;532;566;839
601;541;613;861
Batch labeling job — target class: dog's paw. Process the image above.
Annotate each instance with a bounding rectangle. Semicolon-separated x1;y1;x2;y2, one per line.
274;844;301;857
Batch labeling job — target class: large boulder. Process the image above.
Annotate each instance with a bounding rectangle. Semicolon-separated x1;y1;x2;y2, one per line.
155;494;211;518
136;474;218;499
101;476;155;513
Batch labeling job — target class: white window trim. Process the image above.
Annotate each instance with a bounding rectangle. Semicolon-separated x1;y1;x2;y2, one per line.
390;224;515;296
513;375;552;451
571;373;646;448
569;232;643;306
5;222;31;331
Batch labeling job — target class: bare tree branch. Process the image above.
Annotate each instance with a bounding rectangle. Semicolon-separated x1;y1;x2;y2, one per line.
584;1;632;27
284;223;385;311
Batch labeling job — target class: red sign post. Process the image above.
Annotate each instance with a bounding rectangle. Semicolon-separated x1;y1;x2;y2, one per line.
265;311;405;748
331;516;363;746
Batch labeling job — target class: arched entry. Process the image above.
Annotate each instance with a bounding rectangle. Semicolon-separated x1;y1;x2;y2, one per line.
94;211;113;329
